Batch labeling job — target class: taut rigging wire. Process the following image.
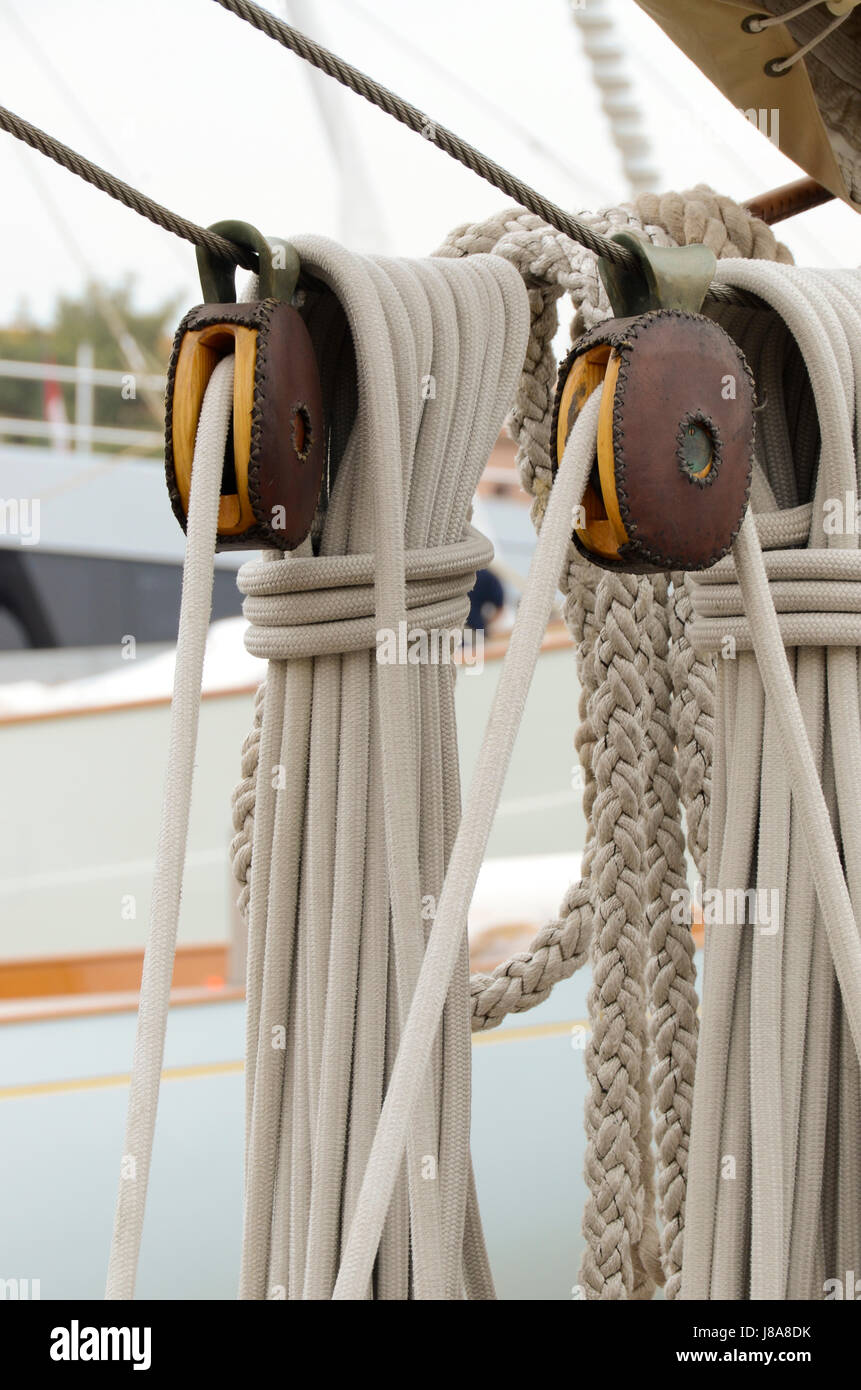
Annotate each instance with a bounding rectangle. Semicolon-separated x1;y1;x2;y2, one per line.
0;2;757;306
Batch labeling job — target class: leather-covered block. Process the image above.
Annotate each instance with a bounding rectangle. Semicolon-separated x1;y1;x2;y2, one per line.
552;309;755;573
165;298;324;552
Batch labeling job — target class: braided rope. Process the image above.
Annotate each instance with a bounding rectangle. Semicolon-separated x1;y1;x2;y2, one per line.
643;574;698;1299
230;680;266;921
668;575;715;878
635;187;794;266
630;576;664;1298
579;571;653;1298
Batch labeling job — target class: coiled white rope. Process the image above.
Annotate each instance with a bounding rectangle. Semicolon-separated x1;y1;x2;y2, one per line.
680;262;861;1300
236;240;533;1300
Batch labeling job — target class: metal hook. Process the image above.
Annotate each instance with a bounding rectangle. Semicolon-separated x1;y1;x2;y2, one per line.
598;230;717;319
196;219;300;304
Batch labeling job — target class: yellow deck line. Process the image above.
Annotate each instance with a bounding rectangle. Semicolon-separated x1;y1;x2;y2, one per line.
0;1058;244;1102
0;1019;589;1102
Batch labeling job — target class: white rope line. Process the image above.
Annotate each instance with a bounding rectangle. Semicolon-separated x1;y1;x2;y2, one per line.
105;352;235;1300
766;10;852;71
747;0;830;29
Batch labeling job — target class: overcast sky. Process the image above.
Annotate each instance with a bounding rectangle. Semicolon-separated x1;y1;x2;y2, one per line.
0;0;858;328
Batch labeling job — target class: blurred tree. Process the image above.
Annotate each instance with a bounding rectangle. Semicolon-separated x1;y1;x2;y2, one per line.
0;277;182;449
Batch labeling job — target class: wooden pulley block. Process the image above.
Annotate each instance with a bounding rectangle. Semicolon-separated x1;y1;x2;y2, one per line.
165;220;325;552
551;234;756;573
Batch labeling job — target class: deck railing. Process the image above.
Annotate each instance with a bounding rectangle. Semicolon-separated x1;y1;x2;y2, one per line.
0;351;166;455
